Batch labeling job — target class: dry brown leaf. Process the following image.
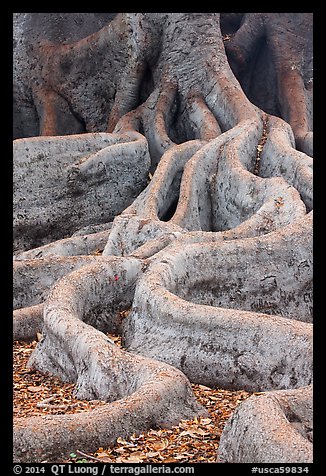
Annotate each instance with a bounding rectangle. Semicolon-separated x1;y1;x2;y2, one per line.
95;449;113;458
14;340;252;464
27;386;46;392
145;451;160;458
116;437;128;445
114;447;128;454
122;456;143;463
127;451;146;459
200;418;212;425
151;440;169;451
198;384;211;391
179;428;210;438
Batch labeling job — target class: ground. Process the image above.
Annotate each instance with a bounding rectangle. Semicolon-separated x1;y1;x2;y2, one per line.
14;339;251;464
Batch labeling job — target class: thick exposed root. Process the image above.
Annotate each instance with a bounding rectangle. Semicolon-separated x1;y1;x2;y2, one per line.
218;385;313;463
13;304;44;342
183;93;222;140
122;214;312;390
14;256;206;462
170;119;306;233
14;132;150;252
133;83;177;169
260;115;313;211
103;140;204;256
13;13;313;464
104;117;307;258
13;255;104;310
225;13;313;156
14;229;110;260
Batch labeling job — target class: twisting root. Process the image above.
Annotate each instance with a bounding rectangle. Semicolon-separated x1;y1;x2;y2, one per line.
140;82;178;169
183;93;222;140
14;257;206;462
13;255;105;311
13;303;44;342
104;115;307;258
260;115;313;211
14;229;110;260
14;131;150;252
13;13;313;463
218;385;313;463
224;13;313;156
123;213;313;389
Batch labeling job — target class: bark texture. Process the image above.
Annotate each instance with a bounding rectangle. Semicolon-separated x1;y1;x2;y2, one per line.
218;385;313;463
13;13;313;463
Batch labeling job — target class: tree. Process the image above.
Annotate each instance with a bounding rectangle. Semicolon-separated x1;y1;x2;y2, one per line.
13;13;313;463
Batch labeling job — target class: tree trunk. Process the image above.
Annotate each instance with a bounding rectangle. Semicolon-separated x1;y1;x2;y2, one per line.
13;12;313;463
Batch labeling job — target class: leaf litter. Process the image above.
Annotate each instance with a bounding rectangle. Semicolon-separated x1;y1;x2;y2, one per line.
14;337;252;463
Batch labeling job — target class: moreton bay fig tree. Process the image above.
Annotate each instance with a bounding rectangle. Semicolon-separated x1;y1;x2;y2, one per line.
13;13;313;463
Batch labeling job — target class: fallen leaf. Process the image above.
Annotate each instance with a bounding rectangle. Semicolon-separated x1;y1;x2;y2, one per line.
200;418;212;425
123;456;143;463
114;447;127;454
27;386;46;392
116;437;128;445
179;430;204;438
127;451;146;459
145;451;160;458
198;384;211;391
152;440;169;451
174;454;188;460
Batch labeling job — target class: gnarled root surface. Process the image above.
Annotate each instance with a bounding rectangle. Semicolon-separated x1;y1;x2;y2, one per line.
218;385;313;463
14;256;207;462
13;131;150;252
123;213;313;391
13;13;313;463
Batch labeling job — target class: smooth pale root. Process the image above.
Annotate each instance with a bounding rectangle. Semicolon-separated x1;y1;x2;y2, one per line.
218;385;313;463
105;117;307;258
13;131;150;252
14;229;110;260
103;140;204;256
13;255;104;310
123;213;312;390
13;117;312;463
12;13;313;464
13;255;107;342
13;256;207;462
170;119;306;232
13;303;44;342
259;116;313;211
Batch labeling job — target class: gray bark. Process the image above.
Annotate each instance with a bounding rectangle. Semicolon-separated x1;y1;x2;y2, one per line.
14;132;150;252
218;385;313;463
13;12;313;464
122;213;312;391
